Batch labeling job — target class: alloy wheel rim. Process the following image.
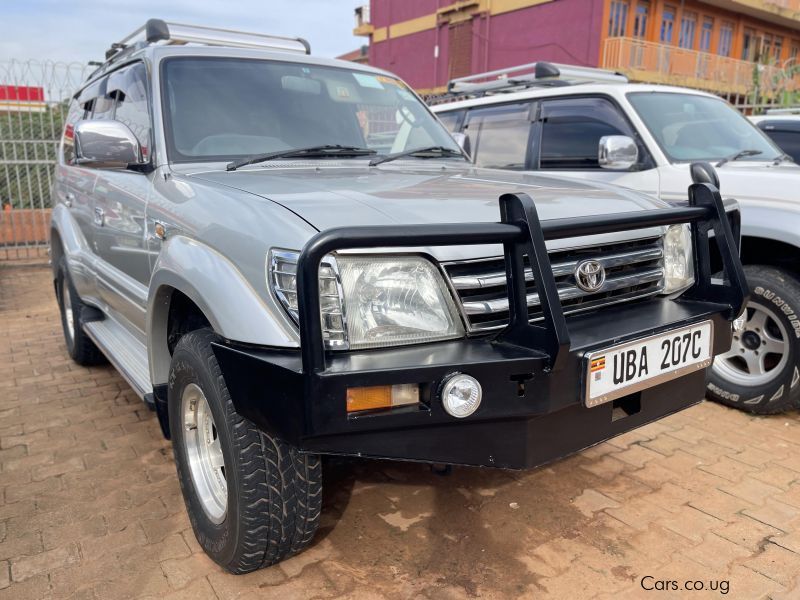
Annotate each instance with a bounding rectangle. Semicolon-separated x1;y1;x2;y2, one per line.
182;383;227;524
712;301;790;388
62;277;75;343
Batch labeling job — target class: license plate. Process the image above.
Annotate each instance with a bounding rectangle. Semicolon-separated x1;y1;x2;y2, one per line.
584;321;714;408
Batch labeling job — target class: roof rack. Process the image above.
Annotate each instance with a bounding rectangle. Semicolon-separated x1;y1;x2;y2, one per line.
446;61;628;96
765;107;800;116
99;18;310;67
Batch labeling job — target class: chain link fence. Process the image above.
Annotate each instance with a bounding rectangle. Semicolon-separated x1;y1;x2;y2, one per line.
0;60;89;261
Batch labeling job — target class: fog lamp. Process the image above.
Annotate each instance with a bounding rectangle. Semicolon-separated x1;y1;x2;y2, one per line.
440;373;482;418
346;384;419;413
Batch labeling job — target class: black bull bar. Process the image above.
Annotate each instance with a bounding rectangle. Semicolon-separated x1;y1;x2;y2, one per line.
296;183;748;376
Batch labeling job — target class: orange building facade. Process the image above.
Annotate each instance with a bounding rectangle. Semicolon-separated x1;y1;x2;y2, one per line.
354;0;800;101
600;0;800;97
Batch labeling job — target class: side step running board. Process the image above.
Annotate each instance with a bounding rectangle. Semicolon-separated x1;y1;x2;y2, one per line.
83;320;152;400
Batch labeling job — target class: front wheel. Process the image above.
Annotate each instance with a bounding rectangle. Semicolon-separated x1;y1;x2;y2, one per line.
168;329;321;573
708;265;800;414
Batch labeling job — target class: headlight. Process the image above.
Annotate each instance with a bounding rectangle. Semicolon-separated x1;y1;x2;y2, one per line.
269;249;347;348
662;224;695;295
269;251;463;350
337;256;463;349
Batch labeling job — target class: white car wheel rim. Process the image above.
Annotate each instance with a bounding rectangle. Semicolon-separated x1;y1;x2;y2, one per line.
182;383;227;524
712;302;790;388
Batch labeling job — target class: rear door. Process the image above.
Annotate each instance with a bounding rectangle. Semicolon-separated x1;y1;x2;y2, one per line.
533;96;661;196
756;120;800;163
90;62;154;335
56;87;103;302
462;102;535;170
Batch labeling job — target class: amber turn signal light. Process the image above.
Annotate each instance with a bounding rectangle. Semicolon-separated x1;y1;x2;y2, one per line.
346;384;419;413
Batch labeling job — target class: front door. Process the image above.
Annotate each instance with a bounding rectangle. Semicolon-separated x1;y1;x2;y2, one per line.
89;62;154;336
534;96;661;196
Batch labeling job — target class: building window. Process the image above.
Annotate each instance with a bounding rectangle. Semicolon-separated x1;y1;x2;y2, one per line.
718;22;734;57
774;36;784;62
699;17;713;53
633;1;649;38
609;0;629;37
742;28;756;61
761;33;773;62
679;11;697;49
791;41;800;64
661;6;676;43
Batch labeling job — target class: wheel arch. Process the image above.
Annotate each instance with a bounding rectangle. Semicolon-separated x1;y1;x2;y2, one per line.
147;235;298;386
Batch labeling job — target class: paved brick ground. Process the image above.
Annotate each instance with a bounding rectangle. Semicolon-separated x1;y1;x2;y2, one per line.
2;262;800;599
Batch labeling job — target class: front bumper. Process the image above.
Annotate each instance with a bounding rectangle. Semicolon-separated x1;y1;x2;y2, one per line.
214;299;731;469
212;184;747;469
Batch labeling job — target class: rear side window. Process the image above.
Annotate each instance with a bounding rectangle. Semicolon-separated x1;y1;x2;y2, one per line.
436;109;465;133
757;122;800;163
61;98;83;165
108;63;152;159
539;97;637;169
463;103;532;170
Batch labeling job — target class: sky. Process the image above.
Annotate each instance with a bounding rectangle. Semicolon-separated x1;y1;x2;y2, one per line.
0;0;365;64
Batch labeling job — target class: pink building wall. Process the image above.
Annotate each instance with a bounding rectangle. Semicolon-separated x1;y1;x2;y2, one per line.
367;0;605;90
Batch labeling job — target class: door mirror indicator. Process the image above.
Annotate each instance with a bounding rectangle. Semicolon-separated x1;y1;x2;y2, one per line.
598;135;638;170
73;120;146;169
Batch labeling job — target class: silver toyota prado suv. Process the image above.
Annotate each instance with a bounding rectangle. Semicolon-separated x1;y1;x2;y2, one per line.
51;20;748;573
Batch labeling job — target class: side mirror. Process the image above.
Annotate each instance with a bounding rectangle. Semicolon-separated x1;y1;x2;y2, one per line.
74;120;146;169
598;135;638;170
690;161;720;190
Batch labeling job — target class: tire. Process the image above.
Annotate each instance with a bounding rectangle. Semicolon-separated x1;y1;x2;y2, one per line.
707;265;800;414
55;256;105;366
168;328;321;573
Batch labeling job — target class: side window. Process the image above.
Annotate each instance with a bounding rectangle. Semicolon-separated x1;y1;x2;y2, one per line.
108;63;152;160
761;128;800;163
463;103;532;170
539;97;639;170
61;98;84;165
436;109;465;133
90;95;115;120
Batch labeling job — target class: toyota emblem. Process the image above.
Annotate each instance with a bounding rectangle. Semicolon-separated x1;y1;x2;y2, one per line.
575;260;606;293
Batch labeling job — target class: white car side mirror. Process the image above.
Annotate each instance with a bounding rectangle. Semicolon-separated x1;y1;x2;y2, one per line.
598;135;638;170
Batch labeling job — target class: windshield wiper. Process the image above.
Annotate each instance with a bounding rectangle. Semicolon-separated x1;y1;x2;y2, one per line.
369;145;466;167
226;145;376;171
773;153;794;165
715;149;763;167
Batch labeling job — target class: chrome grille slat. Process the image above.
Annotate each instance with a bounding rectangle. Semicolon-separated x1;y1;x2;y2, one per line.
450;246;663;290
443;236;664;333
462;267;664;315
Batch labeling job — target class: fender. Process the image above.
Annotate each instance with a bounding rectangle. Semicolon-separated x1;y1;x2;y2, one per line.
738;200;800;249
50;203;97;301
147;235;299;385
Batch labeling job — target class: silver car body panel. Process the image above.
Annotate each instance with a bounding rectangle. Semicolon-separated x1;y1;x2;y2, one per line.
52;45;681;395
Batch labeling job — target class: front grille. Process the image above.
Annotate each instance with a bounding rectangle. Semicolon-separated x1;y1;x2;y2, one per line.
443;236;665;332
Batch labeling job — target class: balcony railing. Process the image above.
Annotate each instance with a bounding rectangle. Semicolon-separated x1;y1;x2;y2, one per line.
602;37;798;95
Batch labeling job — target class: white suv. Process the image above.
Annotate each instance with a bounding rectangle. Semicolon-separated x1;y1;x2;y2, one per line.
433;63;800;415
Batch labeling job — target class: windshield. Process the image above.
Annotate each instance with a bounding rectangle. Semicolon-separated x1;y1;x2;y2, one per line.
161;57;460;162
627;92;781;163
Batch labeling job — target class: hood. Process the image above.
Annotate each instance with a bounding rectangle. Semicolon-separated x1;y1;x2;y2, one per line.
669;161;800;207
182;162;669;255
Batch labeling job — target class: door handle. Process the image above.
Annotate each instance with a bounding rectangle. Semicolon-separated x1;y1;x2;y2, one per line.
64;192;75;208
94;207;105;226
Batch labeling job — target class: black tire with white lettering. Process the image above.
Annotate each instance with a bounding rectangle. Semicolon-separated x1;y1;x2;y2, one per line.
708;265;800;414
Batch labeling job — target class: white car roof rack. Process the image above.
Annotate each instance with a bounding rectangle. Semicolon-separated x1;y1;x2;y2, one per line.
101;18;310;65
765;107;800;116
446;61;628;96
